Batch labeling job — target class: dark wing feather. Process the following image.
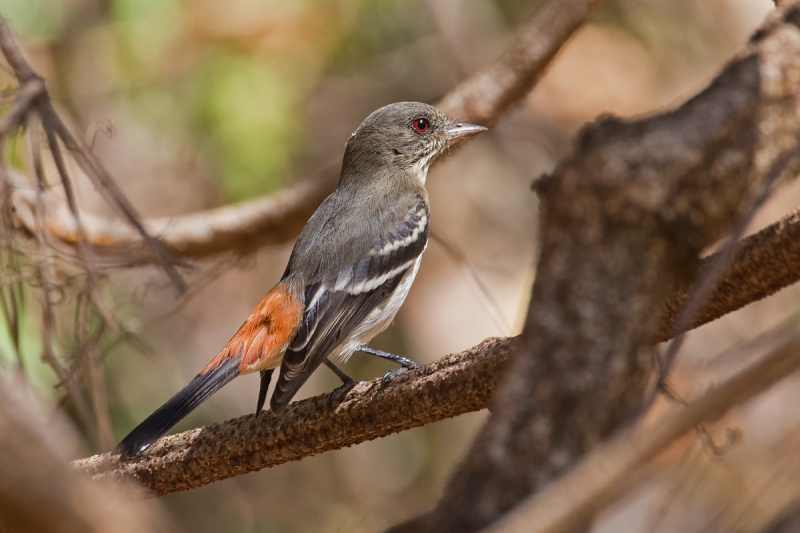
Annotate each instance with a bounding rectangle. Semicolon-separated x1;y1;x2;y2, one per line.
270;202;429;413
270;274;404;413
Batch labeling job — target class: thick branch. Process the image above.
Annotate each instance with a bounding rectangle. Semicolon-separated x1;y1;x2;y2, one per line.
390;5;800;531
485;317;800;533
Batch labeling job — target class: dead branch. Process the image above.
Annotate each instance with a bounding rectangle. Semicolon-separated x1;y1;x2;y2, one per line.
74;337;515;497
6;0;606;264
0;16;186;291
484;316;800;533
388;4;800;531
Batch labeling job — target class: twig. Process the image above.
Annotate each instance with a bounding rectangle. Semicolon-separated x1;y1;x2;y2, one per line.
24;114;98;442
0;15;186;293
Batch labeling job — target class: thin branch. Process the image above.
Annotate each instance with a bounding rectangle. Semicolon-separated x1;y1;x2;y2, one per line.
0;15;186;292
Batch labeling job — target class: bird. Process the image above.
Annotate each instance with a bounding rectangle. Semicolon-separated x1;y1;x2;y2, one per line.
115;102;487;458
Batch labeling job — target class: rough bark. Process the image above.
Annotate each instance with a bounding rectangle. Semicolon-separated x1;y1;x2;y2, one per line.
388;5;800;532
75;338;515;497
486;317;800;533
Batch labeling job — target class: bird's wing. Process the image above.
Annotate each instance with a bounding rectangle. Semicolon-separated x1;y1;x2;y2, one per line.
270;201;429;413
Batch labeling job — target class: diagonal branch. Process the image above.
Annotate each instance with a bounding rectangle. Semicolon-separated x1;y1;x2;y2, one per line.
74;337;516;496
7;0;607;264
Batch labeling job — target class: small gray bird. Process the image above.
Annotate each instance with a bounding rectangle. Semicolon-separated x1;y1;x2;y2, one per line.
116;102;487;458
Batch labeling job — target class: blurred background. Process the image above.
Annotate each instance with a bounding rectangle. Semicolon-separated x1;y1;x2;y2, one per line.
1;0;795;531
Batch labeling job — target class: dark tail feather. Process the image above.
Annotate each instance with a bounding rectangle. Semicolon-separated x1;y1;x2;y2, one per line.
270;366;312;414
116;359;239;459
255;369;273;416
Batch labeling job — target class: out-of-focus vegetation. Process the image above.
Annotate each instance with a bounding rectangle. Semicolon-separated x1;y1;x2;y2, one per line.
0;0;789;532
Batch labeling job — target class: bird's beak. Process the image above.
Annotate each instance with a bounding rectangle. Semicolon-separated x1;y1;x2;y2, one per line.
445;122;488;141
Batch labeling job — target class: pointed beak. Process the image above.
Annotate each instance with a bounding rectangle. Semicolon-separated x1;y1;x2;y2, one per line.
445;122;488;141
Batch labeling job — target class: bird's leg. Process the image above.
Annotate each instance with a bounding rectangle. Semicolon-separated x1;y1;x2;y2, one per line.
324;359;358;409
356;345;419;389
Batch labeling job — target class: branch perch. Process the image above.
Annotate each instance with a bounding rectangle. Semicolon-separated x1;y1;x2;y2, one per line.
74;337;515;496
390;4;800;531
72;3;800;506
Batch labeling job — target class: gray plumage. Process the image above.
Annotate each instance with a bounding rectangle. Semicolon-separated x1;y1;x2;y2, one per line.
270;102;485;412
115;102;485;458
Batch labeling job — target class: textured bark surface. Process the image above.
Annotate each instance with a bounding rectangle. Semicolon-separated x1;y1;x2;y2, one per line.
388;5;800;532
75;338;515;496
487;318;800;533
660;207;800;340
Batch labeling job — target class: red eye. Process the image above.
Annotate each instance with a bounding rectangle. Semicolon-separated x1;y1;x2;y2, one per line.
412;118;430;133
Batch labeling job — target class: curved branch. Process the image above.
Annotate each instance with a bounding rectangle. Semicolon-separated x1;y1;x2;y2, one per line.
8;0;607;263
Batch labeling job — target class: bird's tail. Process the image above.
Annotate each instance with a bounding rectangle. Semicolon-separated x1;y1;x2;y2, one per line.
115;358;240;459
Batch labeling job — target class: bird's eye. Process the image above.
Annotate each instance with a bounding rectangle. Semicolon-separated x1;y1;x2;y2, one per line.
412;118;430;133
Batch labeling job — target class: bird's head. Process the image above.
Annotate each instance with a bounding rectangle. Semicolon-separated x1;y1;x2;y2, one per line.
341;102;487;184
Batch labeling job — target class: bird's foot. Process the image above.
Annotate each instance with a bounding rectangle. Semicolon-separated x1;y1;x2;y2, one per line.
380;361;419;390
328;377;359;410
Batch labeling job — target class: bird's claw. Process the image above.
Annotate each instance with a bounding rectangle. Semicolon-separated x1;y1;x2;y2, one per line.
380;361;419;390
327;378;358;410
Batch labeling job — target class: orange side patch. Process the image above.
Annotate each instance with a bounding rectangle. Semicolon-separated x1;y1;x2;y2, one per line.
201;281;303;375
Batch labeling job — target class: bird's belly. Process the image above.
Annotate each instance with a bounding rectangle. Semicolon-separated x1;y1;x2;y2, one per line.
337;255;422;361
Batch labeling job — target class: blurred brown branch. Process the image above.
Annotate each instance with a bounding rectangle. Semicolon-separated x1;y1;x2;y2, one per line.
0;16;186;290
0;377;169;533
484;316;800;533
389;4;800;531
6;0;607;264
